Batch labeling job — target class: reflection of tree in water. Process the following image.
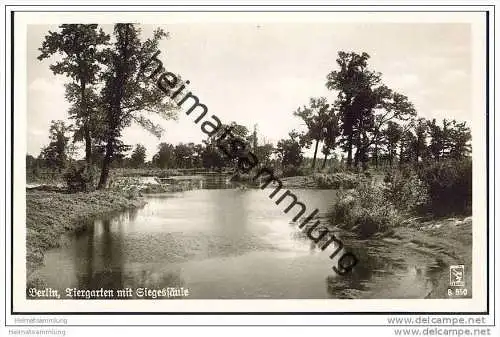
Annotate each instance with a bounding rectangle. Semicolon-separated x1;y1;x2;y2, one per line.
325;245;407;299
287;219;383;298
422;258;447;298
325;239;449;299
288;220;386;298
77;219;125;298
128;207;139;222
74;215;186;299
326;247;373;298
78;222;94;290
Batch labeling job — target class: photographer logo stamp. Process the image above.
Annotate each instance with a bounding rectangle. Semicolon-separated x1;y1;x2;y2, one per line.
449;265;465;287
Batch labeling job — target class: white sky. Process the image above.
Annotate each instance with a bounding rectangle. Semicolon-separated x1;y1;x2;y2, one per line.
27;23;471;160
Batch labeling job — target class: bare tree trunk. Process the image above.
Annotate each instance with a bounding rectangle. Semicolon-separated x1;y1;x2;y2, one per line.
354;147;360;169
97;138;114;189
84;124;92;164
311;138;319;170
322;152;328;169
80;80;92;164
346;133;353;168
399;142;404;167
354;118;364;170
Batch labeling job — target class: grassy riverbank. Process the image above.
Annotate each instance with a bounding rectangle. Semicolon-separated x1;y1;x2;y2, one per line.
380;217;472;298
26;189;146;287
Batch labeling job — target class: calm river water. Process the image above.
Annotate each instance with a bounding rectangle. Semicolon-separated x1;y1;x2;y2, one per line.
39;182;445;299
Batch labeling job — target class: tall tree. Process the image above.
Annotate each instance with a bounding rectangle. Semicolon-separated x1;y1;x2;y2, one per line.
294;97;330;170
368;89;416;167
326;52;381;169
320;109;340;169
427;119;445;161
38;24;109;163
399;129;417;164
97;24;177;189
383;121;403;166
412;118;428;163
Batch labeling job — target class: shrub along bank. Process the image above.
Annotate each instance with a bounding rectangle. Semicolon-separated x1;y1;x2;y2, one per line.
329;159;472;238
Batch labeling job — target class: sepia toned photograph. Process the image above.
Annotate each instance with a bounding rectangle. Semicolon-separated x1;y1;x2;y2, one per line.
9;9;490;315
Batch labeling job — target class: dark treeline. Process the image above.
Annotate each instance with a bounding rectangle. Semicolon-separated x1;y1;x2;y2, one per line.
149;124;275;170
27;114;470;174
27;120;276;178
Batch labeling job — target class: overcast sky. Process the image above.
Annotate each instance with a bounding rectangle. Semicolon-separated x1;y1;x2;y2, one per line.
27;23;471;160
